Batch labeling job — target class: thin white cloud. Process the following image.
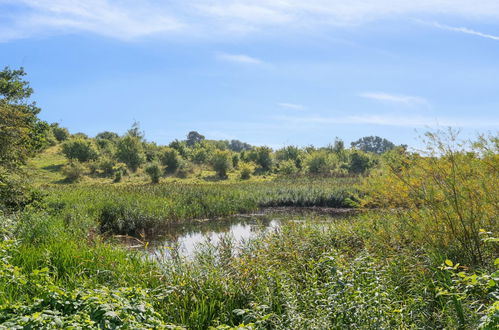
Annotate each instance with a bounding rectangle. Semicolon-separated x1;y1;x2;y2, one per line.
217;53;262;64
360;92;429;107
275;114;499;128
421;21;499;41
277;103;306;111
4;0;499;41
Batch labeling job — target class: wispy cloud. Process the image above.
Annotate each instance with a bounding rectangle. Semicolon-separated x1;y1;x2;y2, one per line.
0;0;183;42
421;21;499;41
360;92;429;107
3;1;499;41
217;53;262;64
277;103;306;111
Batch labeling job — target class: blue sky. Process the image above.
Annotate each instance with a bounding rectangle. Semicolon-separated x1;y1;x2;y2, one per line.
1;1;498;148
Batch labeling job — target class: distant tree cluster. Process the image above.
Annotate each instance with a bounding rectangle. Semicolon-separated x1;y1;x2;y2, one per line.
51;123;400;183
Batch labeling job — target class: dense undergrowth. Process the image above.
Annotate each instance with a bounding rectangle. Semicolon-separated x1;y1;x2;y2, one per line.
1;132;498;329
42;177;359;235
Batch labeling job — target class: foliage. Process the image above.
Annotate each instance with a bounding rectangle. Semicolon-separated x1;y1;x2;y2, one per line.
239;163;254;180
145;163;162;184
62;161;86;182
348;150;373;174
351;135;396;154
305;150;338;175
363;131;499;266
161;147;181;174
211;150;233;178
278;159;298;175
186;131;205;147
116;135;145;172
0;67;48;170
61;138;99;162
248;146;273;172
50;123;70;142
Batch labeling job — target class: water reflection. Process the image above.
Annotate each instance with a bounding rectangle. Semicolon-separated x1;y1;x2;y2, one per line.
120;208;356;259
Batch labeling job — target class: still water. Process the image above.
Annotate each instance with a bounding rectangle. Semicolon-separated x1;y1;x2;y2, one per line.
120;208;355;258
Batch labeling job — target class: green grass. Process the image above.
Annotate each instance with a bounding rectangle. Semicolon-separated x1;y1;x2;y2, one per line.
1;211;497;329
41;177;359;235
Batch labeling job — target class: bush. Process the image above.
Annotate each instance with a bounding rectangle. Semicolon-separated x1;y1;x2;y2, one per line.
51;125;70;142
348;150;373;174
161;148;181;174
112;163;128;183
61;138;98;162
278;159;299;175
116;136;145;172
62;161;85;182
363;131;499;265
145;163;162;184
175;159;194;179
305;151;338;175
0;171;43;212
98;156;116;177
239;162;254;180
211;150;232;178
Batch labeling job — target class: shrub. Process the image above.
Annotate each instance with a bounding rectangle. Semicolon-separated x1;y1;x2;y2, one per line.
175;159;194;179
211;150;232;178
161;148;180;174
61;138;98;162
112;163;128;183
305;151;338;175
348;150;373;174
239;162;254;180
145;163;162;184
116;136;145;172
363;131;499;265
98;156;116;177
278;159;298;175
51;124;70;142
62;161;85;182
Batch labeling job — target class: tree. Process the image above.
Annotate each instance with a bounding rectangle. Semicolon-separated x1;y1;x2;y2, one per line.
211;150;232;178
145;163;162;184
228;139;252;152
160;147;181;174
62;139;99;162
0;67;48;211
348;150;373;174
186;131;205;147
249;146;273;172
116;135;145;172
351;136;396;154
96;131;119;141
0;67;48;169
51;123;70;142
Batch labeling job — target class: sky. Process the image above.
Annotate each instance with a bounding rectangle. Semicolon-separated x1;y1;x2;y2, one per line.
1;0;498;148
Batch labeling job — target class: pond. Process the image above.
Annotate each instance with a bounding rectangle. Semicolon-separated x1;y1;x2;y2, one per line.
118;208;356;259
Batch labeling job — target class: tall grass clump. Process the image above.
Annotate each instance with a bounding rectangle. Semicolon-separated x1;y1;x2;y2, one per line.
363;130;498;266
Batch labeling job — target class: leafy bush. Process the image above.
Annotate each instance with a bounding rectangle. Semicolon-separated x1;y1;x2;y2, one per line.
278;159;299;175
239;162;254;180
99;156;116;176
51;124;70;142
112;163;128;183
211;150;232;178
61;138;98;162
348;150;373;174
62;161;85;182
305;151;338;175
364;131;499;265
116;136;145;172
145;163;162;184
161;147;181;174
